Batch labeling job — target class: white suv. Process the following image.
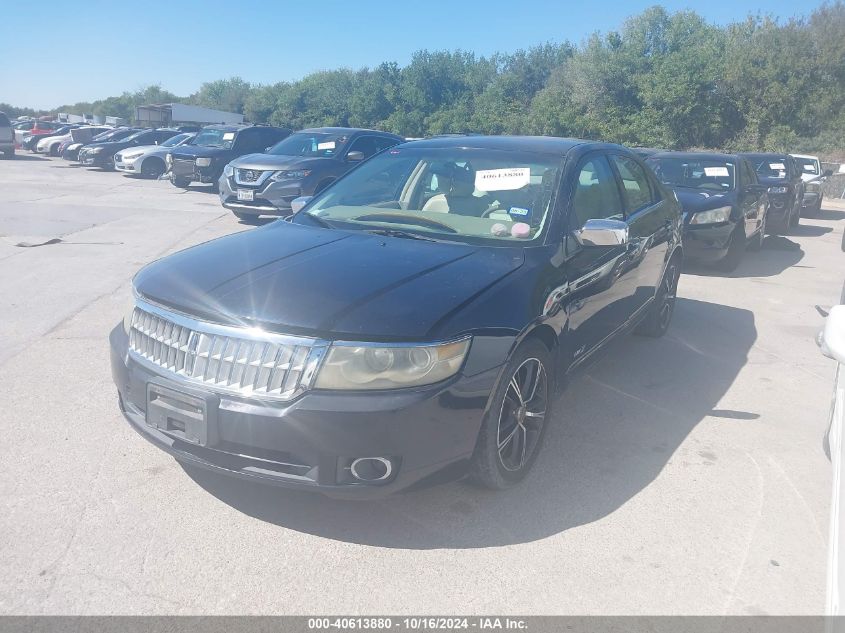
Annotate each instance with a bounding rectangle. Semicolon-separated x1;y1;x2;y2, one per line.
792;153;832;216
0;111;14;159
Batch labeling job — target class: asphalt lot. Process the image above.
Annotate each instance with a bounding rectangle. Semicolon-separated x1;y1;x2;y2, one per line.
1;154;844;615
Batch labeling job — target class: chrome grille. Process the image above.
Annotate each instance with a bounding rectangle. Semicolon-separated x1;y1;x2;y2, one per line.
127;301;326;401
236;168;263;183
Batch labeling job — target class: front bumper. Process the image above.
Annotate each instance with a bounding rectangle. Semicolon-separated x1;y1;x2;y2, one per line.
80;152;112;168
802;190;822;208
218;174;303;216
171;158;220;184
114;156;140;173
109;325;499;499
682;220;735;262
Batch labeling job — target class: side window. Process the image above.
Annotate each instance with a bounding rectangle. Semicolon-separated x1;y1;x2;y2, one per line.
235;129;261;153
741;160;756;186
373;136;400;154
571;155;624;229
258;128;284;149
346;136;380;159
610;155;655;213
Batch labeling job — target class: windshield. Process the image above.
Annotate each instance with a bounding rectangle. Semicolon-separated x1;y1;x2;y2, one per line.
647;157;735;191
267;132;349;158
192;128;236;149
794;156;819;176
747;155;789;180
161;133;192;147
122;130;152;143
93;129;135;142
299;147;561;244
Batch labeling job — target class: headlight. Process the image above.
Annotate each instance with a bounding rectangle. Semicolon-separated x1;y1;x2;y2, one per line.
271;169;311;182
195;157;211;167
314;339;471;390
122;287;138;335
768;186;789;194
689;206;732;225
90;146;103;154
165;153;172;166
223;163;234;178
121;151;143;160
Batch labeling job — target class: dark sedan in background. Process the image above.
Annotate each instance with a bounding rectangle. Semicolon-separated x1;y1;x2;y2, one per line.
64;128;138;162
739;152;804;232
78;128;180;170
647;152;768;271
167;124;291;189
111;136;682;498
218;127;404;220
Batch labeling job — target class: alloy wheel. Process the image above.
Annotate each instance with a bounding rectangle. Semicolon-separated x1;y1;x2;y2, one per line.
497;358;548;472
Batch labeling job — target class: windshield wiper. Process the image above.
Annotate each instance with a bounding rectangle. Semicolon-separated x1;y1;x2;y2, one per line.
366;228;437;242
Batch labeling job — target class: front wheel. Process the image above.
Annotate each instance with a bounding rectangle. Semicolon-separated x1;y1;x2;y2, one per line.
170;176;191;188
469;340;552;490
748;215;766;251
140;157;165;179
716;225;746;272
789;199;800;228
636;255;680;337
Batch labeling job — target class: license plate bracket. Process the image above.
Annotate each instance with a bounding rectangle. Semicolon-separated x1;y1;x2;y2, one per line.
237;189;254;202
146;381;218;446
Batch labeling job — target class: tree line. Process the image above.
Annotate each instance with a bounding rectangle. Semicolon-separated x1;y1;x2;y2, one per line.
5;4;844;158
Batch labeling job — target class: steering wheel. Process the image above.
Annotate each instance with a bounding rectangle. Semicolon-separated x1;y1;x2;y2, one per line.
355;213;458;233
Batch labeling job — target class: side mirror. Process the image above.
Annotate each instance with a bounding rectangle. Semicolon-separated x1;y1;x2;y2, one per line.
265;146;272;153
819;305;845;365
346;150;365;162
574;218;628;247
824;169;833;178
290;196;313;213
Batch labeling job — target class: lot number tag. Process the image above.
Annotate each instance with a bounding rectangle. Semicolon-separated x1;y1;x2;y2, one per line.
704;167;730;177
475;168;530;191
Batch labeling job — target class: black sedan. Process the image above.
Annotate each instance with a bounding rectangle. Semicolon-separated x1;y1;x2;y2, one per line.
78;128;179;169
110;136;682;498
738;153;804;233
647;152;768;271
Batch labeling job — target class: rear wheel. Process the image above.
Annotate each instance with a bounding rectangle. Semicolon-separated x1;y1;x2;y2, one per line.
469;340;552;490
140;157;165;179
636;254;680;337
789;199;800;228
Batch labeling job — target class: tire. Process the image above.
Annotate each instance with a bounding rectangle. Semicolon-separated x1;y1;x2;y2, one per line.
748;214;766;252
715;225;746;272
170;176;191;188
789;199;800;228
1;149;12;160
49;144;60;157
816;196;824;215
635;254;681;337
233;211;261;224
469;340;552;490
140;157;165;179
841;227;845;253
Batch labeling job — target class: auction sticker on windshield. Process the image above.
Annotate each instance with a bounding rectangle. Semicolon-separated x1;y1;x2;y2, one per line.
770;162;785;170
475;168;530;191
317;141;336;150
223;132;235;141
704;167;730;177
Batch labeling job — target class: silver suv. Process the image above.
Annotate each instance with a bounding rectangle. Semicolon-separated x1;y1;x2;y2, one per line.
218;127;403;220
0;112;14;159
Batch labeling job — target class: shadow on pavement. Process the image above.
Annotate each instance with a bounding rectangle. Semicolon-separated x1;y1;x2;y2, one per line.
186;297;756;549
7;154;49;162
683;235;803;278
790;224;833;237
817;208;845;221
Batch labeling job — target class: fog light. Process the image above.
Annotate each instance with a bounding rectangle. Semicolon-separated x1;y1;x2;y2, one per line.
350;457;393;482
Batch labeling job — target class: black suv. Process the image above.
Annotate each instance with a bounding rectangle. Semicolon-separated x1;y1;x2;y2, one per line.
167;125;291;189
218;127;404;220
111;136;682;498
738;153;804;233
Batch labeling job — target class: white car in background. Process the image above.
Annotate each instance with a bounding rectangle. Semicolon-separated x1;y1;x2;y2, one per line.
114;132;195;179
792;153;832;216
36;126;109;156
820;283;845;617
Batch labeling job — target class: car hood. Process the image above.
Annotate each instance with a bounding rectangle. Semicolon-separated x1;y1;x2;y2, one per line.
134;223;524;340
800;173;821;183
117;144;160;156
672;188;736;213
170;145;230;159
229;154;336;171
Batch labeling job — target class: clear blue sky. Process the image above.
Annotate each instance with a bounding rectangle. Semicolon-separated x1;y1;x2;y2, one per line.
0;0;827;109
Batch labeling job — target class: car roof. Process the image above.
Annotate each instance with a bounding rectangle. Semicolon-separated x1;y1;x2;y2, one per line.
649;151;743;162
396;135;609;156
738;152;790;159
298;127;402;137
790;153;818;160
